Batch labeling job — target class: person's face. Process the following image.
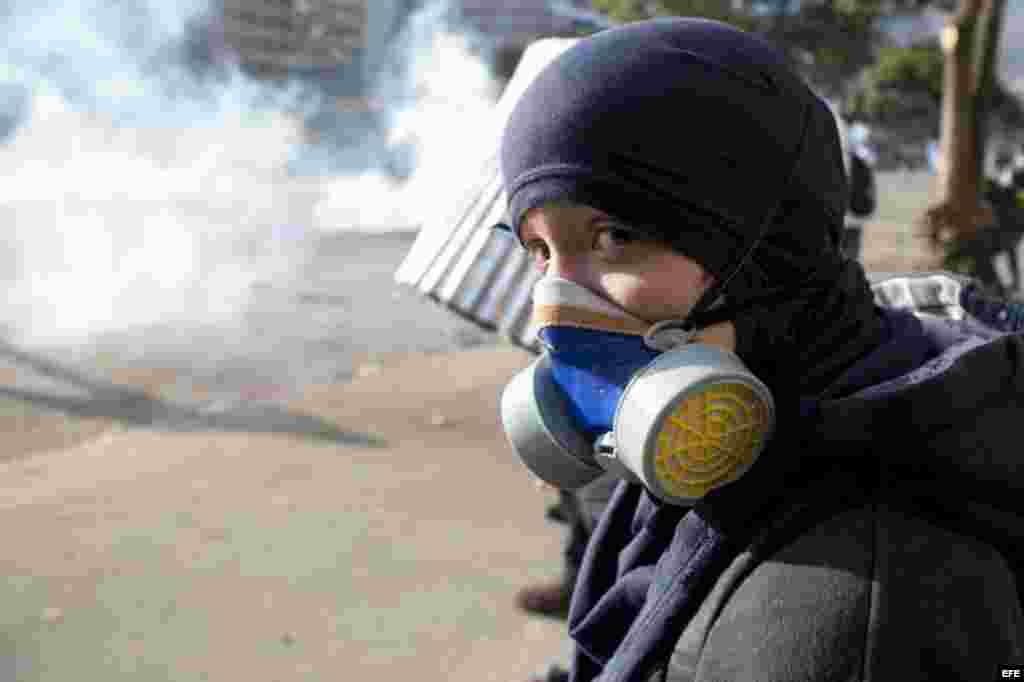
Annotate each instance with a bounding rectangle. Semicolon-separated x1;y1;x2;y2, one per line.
520;202;725;336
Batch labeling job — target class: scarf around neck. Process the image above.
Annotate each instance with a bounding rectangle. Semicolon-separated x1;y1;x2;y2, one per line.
567;308;938;682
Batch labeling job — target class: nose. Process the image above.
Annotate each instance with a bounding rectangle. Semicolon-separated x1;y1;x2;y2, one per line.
546;249;592;287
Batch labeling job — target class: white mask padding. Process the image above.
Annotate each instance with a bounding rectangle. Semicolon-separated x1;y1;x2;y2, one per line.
529;276;650;340
533;277;647;319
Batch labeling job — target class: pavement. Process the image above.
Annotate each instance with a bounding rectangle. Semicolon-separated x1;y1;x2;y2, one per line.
0;344;573;682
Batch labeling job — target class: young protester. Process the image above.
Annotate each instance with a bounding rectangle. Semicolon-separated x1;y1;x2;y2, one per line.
494;18;1024;681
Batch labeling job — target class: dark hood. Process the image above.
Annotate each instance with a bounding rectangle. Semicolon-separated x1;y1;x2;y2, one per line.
498;17;884;400
499;18;847;275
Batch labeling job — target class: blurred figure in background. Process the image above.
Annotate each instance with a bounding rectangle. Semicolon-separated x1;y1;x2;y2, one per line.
841;121;878;261
514;490;580;618
515;475;617;619
941;147;1024;297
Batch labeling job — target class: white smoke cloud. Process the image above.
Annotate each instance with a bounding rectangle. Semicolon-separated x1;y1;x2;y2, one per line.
0;0;500;347
314;2;501;230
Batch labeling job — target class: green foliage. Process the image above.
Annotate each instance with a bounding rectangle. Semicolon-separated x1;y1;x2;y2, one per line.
844;44;943;120
589;0;654;23
658;0;757;30
941;248;977;278
590;0;755;31
588;0;1018;121
845;41;1023;129
833;0;885;26
874;45;945;98
777;2;883;90
588;0;883;93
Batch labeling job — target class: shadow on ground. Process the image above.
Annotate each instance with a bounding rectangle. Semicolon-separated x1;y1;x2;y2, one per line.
0;340;384;448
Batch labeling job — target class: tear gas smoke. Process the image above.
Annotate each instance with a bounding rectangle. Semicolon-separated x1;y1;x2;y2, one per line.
314;0;501;230
0;0;500;352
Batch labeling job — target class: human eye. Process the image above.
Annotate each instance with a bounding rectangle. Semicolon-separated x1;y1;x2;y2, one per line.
592;224;638;259
523;240;550;271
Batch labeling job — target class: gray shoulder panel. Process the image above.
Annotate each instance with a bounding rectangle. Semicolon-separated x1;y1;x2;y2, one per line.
664;503;1024;682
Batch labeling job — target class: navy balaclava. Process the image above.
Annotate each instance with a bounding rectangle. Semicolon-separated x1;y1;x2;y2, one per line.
499;18;885;398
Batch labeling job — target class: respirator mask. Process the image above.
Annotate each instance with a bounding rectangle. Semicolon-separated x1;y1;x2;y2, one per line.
500;277;775;506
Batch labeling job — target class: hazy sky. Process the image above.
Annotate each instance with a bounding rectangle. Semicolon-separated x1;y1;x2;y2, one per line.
1003;2;1023;89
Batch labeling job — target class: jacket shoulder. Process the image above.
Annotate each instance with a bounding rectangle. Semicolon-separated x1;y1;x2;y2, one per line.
661;503;1024;682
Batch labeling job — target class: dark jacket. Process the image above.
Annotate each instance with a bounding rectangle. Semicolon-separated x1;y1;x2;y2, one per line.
569;303;1024;682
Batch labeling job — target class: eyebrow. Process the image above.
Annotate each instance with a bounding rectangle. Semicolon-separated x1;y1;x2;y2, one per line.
520;210;614;243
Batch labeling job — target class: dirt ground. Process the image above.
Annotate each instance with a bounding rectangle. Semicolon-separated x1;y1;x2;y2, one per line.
0;345;571;682
0;171;941;682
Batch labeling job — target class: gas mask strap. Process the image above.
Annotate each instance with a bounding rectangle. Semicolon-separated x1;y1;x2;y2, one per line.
681;89;819;334
675;228;767;336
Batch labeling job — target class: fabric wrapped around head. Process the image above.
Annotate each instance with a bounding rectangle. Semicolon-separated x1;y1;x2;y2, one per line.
498;18;884;397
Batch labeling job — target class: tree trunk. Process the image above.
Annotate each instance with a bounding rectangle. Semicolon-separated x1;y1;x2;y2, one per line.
919;0;1003;252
